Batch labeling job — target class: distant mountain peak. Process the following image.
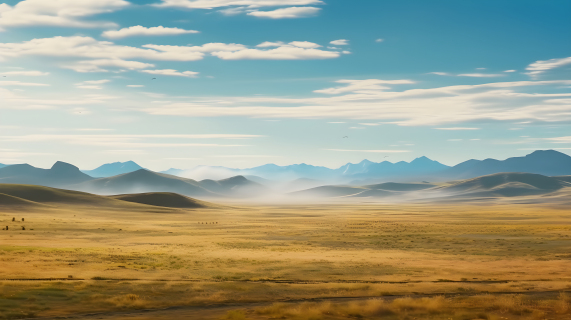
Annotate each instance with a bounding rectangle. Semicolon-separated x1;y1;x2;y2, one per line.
527;149;569;158
51;161;81;171
83;160;144;178
220;175;248;183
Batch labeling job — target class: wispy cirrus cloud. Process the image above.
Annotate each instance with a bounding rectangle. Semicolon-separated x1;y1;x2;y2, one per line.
330;39;349;46
325;149;411;153
429;72;504;78
141;69;199;77
0;81;49;86
0;134;264;149
74;79;111;90
526;56;571;77
102;26;200;39
248;6;321;18
156;0;323;9
0;70;49;76
156;0;325;19
435;127;480;131
457;73;504;78
136;80;571;126
314;79;415;94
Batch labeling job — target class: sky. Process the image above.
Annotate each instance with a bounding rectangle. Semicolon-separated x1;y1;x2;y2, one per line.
0;0;570;171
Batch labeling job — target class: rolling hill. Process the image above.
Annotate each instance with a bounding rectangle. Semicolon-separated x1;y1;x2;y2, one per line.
0;162;93;188
0;163;6;169
0;184;223;210
73;169;215;197
364;182;436;191
83;161;144;178
0;192;47;207
436;172;568;198
199;175;268;197
292;172;571;201
0;184;131;206
111;192;217;209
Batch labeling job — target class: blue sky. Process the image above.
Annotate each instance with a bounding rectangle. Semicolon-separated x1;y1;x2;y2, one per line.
0;0;570;170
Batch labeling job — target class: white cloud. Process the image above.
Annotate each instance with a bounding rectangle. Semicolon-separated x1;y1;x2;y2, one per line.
1;134;263;149
218;7;248;15
325;149;411;153
141;69;199;78
136;80;571;126
435;127;480;130
76;85;102;90
430;72;504;77
257;41;285;47
330;39;348;46
156;0;324;9
0;70;49;76
526;56;571;77
211;45;339;60
375;39;384;43
428;72;451;76
248;6;320;18
0;36;340;72
63;59;156;73
127;85;145;88
0;81;49;86
543;136;571;143
102;26;200;39
314;79;415;94
0;0;129;31
504;70;517;73
457;73;504;78
81;79;111;85
289;41;321;48
74;79;110;90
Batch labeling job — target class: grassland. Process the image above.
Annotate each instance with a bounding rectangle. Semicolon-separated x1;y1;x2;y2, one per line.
0;201;570;319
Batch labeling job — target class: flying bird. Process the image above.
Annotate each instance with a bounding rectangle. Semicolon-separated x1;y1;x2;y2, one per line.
343;136;349;139
152;78;156;80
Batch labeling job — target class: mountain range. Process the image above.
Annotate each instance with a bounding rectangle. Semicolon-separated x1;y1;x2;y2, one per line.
159;150;571;183
0;150;570;200
82;161;144;178
0;161;92;188
0;163;267;198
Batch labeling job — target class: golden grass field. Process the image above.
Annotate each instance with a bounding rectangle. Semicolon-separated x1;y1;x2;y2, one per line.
1;201;570;319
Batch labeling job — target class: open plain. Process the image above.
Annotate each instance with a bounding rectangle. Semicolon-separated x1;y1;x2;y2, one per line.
1;195;570;320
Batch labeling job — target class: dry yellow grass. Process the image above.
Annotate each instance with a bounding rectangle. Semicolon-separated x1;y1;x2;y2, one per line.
0;202;570;319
